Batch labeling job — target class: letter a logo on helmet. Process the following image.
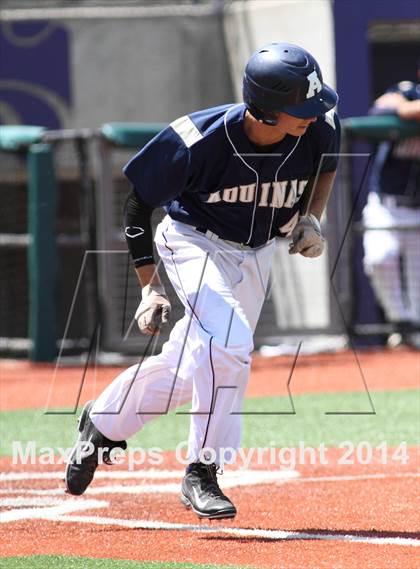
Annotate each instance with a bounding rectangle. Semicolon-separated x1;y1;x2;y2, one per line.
306;69;323;99
242;42;338;125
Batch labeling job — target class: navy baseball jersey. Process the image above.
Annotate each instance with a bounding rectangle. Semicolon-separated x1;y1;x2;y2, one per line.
124;103;340;248
369;81;420;200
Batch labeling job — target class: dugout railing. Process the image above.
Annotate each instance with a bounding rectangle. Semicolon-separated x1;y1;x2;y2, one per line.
0;126;98;361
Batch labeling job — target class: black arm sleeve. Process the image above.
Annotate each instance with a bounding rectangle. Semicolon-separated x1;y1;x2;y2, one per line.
123;189;155;268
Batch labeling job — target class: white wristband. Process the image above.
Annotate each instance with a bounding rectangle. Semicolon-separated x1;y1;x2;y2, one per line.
306;214;321;235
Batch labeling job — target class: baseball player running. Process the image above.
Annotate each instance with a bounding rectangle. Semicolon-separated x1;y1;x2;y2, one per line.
65;43;340;520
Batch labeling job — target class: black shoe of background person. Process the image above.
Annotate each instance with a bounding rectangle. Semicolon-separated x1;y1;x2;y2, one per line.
181;462;237;520
65;400;127;496
403;332;420;350
396;321;420;350
388;321;420;350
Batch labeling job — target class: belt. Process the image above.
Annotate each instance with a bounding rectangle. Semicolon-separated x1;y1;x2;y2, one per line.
194;226;257;250
379;194;420;209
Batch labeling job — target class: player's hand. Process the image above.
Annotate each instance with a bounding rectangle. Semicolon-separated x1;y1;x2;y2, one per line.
135;283;171;335
288;214;325;258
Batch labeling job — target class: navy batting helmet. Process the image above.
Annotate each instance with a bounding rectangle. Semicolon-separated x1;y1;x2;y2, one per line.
243;43;338;126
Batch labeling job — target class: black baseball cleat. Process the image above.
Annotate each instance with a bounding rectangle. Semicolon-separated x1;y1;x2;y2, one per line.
180;462;237;520
65;400;127;496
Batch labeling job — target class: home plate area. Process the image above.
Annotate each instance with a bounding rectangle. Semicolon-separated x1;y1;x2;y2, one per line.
1;468;299;529
1;466;419;548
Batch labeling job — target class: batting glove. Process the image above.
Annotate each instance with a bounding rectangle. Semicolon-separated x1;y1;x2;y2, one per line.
135;283;171;335
288;214;325;258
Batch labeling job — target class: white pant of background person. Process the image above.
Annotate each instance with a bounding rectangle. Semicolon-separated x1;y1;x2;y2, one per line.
363;192;420;324
92;216;275;464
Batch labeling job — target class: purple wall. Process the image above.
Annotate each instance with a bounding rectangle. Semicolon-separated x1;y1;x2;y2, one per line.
334;0;420;339
0;21;71;128
334;0;420;118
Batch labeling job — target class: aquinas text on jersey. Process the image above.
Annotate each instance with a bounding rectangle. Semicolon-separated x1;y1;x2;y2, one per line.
204;179;308;209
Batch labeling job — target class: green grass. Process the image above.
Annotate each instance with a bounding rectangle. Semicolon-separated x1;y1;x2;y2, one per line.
0;558;257;569
1;389;418;457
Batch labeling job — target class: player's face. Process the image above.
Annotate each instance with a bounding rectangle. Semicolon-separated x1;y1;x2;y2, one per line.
274;112;318;135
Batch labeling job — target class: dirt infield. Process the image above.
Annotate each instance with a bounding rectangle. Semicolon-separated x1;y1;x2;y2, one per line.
1;348;419;568
1;450;419;568
1;347;419;411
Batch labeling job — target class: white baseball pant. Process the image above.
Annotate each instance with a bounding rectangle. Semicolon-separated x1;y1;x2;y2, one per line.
363;192;420;323
92;216;275;464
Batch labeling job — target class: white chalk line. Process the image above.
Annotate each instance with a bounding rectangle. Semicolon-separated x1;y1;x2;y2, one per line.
0;499;107;523
3;469;284;481
2;471;419;498
0;469;299;484
33;514;420;547
290;471;420;483
0;484;180;496
0;470;299;497
1;468;419;548
0;497;70;507
1;469;419;486
2;493;418;547
0;469;187;481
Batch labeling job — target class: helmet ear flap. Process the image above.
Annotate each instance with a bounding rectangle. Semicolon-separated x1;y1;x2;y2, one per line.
247;103;279;126
243;78;279;126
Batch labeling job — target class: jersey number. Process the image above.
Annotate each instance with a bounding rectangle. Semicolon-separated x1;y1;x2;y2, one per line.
279;211;299;236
